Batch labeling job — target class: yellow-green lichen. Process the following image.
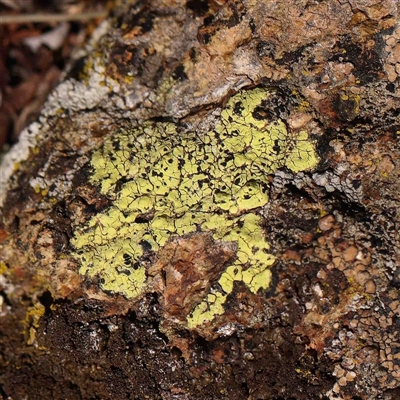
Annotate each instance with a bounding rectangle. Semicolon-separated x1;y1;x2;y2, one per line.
0;261;8;275
72;87;319;325
24;303;45;346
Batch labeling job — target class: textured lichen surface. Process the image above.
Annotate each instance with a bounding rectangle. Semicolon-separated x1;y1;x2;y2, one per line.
72;88;319;325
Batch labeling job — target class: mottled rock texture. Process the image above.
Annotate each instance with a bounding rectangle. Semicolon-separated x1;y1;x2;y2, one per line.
1;0;400;399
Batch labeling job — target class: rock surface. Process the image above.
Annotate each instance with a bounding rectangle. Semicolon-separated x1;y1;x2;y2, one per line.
1;0;400;399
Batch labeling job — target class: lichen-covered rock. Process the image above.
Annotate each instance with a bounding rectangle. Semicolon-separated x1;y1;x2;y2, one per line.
71;87;318;333
1;0;400;399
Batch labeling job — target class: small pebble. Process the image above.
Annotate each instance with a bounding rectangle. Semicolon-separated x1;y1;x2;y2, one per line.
318;214;335;231
365;279;376;294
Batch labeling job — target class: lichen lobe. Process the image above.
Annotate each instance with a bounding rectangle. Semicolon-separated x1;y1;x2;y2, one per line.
71;87;319;327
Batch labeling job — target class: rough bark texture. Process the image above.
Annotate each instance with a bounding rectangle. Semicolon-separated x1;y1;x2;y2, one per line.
1;0;400;399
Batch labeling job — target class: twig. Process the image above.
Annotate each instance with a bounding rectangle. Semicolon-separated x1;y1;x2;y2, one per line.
0;10;107;25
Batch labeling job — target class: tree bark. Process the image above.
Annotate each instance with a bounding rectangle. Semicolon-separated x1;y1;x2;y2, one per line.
1;1;400;399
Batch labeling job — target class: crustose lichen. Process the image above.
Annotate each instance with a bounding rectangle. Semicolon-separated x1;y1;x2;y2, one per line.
72;88;319;327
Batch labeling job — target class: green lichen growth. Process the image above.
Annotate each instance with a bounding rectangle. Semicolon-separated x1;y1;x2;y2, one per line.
24;303;45;346
0;261;8;275
72;87;319;326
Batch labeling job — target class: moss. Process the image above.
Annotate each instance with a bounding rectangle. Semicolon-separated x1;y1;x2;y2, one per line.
72;87;319;325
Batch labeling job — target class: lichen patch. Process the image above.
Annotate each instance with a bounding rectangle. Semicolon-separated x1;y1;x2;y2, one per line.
71;87;319;326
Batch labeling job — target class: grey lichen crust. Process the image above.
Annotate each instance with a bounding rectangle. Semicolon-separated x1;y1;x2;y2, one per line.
0;20;118;206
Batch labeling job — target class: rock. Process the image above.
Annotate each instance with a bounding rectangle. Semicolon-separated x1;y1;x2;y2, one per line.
1;0;400;399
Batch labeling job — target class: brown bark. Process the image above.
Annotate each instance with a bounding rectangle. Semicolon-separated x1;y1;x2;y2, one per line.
1;1;400;399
